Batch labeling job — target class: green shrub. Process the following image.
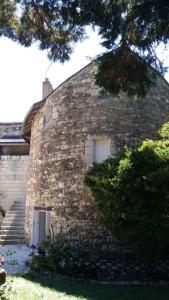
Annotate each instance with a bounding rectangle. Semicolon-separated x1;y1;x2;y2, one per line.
85;122;169;260
0;207;5;227
0;208;5;218
30;237;86;275
158;121;169;139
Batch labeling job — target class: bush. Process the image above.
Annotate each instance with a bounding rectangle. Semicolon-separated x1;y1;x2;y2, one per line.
158;121;169;139
30;237;87;275
85;122;169;260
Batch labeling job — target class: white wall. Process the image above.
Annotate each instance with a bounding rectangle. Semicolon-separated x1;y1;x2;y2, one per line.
0;155;29;211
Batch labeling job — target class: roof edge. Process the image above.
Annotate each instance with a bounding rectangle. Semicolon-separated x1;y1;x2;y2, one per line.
22;62;92;142
0;122;22;125
22;53;169;143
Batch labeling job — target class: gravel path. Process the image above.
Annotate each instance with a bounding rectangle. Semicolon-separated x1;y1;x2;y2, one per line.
0;244;30;275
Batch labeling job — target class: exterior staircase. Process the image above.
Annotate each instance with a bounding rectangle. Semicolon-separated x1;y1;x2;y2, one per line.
0;200;26;245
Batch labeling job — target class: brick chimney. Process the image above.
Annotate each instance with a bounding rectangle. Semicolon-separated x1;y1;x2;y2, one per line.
42;78;53;99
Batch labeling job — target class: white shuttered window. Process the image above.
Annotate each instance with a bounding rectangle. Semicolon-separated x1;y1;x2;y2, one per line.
93;138;110;163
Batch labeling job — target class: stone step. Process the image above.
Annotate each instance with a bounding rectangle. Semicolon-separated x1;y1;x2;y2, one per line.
9;206;26;211
0;239;25;245
11;205;26;209
1;225;25;230
11;204;26;207
2;222;25;227
0;229;24;234
1;227;25;231
12;200;25;203
2;216;25;220
0;233;25;238
10;206;26;210
9;208;25;211
6;208;25;212
1;221;25;230
10;209;25;213
0;200;26;244
12;203;26;207
5;214;25;218
3;219;25;224
0;234;24;239
2;215;25;220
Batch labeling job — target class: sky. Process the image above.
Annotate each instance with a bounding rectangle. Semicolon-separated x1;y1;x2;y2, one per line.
0;28;168;122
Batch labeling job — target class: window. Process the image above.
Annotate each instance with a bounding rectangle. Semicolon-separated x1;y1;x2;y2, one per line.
93;137;110;163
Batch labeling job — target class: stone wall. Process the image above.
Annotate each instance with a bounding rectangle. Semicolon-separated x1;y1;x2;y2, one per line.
0;156;29;211
0;123;29;211
0;122;22;137
25;64;169;249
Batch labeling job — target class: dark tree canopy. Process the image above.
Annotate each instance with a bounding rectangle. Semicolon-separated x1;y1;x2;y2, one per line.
1;1;169;96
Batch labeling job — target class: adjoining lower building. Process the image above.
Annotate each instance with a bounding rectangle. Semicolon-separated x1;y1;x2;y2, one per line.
0;123;29;244
0;122;29;212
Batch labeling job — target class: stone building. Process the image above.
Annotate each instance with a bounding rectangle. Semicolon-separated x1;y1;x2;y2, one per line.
0;123;29;211
23;63;169;249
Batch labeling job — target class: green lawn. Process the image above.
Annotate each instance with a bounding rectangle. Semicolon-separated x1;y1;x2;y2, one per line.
5;273;169;300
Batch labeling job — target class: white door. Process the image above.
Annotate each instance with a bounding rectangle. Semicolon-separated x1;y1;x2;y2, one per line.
39;211;46;243
31;210;39;246
31;210;50;246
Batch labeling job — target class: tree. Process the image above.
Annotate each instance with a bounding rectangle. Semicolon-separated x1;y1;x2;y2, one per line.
85;122;169;259
0;1;169;96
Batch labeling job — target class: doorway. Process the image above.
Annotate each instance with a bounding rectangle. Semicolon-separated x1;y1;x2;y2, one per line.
31;210;50;246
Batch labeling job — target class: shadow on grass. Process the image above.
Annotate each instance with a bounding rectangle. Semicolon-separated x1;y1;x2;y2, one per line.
18;272;169;300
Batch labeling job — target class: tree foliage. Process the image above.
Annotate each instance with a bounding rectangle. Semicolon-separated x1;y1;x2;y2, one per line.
158;122;169;139
85;122;169;256
0;1;169;96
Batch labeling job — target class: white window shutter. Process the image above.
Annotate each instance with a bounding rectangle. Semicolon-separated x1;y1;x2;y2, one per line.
94;138;110;163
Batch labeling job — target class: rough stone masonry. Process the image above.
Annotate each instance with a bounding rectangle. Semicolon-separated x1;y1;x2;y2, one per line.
23;63;169;250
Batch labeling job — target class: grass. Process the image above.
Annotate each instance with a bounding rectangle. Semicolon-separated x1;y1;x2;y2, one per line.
5;272;169;300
